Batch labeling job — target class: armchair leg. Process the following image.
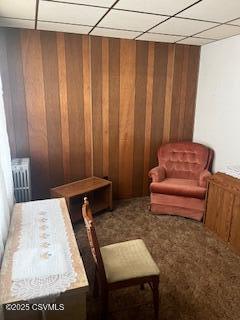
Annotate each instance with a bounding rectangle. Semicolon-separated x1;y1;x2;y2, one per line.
152;278;160;320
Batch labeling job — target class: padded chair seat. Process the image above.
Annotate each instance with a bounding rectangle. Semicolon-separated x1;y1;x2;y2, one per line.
150;178;206;199
100;239;160;283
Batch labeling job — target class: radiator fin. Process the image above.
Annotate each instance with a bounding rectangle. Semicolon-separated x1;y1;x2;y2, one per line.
11;158;32;202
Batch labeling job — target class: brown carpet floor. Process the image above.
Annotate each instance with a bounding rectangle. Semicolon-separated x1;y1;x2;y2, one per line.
74;197;240;320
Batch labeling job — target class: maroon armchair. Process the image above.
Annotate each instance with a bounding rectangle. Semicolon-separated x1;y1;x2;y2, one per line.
149;142;214;221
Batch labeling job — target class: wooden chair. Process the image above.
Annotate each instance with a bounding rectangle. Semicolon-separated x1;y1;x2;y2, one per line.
82;197;160;319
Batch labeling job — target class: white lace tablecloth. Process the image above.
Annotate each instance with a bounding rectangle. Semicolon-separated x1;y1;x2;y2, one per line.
0;198;88;304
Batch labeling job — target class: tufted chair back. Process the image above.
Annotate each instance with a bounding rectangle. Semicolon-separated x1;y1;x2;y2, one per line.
158;142;213;180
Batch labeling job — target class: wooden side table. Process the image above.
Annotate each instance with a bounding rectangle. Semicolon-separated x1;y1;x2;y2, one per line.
50;176;112;223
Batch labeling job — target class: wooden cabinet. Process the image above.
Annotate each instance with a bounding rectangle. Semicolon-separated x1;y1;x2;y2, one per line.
204;172;240;255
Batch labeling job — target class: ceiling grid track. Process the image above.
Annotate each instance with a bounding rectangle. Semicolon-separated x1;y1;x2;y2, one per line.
0;0;240;46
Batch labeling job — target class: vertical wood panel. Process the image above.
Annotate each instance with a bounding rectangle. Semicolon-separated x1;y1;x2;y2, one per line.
102;38;109;179
163;44;175;143
65;34;85;181
143;42;154;195
1;29;200;200
21;30;50;198
119;39;136;198
91;36;103;177
205;184;219;231
170;45;185;142
57;32;70;183
41;31;64;187
133;40;148;197
82;35;93;177
109;38;120;198
6;29;29;157
0;30;16;157
183;46;200;140
150;43;168;169
215;190;233;241
229;197;240;252
178;45;190;140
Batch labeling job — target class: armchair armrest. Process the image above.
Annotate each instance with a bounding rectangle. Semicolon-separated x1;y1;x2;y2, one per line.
148;166;166;182
199;170;212;188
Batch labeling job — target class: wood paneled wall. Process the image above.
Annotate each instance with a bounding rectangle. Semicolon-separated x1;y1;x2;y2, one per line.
0;28;200;199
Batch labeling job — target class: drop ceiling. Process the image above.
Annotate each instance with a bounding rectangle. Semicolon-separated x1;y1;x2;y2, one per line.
1;0;240;46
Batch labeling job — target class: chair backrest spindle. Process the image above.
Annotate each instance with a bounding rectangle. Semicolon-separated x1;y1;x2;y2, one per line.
82;197;107;287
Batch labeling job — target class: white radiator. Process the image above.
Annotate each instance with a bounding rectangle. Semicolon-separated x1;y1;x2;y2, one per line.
11;158;32;202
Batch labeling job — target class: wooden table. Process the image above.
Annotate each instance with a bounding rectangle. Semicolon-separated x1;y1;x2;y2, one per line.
51;176;112;223
0;198;89;320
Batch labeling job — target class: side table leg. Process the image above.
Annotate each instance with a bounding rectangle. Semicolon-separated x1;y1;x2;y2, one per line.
108;183;113;211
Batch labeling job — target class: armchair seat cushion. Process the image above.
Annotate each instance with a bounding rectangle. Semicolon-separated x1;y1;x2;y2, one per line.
100;239;160;283
150;178;206;199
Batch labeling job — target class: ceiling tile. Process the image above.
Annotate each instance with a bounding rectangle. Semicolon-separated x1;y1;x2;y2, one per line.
0;0;36;20
177;37;215;45
137;33;185;43
52;0;116;6
37;21;92;34
91;27;141;39
196;24;240;40
178;0;240;23
114;0;198;16
0;17;34;29
151;17;218;36
38;0;108;25
228;18;240;26
98;9;168;32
